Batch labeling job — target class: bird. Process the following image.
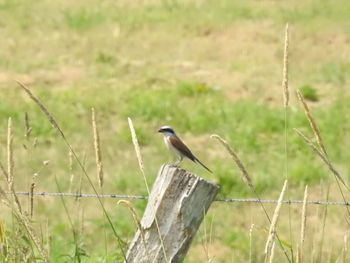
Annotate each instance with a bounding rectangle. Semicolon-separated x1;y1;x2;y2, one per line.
158;125;212;173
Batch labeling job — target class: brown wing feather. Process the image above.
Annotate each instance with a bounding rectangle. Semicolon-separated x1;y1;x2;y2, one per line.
169;136;213;173
168;136;196;161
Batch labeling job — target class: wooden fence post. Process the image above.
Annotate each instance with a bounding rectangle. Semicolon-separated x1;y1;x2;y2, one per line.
125;164;219;263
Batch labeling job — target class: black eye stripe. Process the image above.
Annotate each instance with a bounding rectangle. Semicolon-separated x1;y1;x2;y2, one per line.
161;128;174;133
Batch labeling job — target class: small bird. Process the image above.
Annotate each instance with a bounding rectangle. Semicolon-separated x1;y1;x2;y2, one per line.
158;125;212;173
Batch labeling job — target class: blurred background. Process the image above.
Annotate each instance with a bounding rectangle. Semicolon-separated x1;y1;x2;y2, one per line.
0;0;349;262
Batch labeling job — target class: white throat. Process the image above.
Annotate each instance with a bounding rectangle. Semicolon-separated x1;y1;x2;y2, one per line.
162;131;175;137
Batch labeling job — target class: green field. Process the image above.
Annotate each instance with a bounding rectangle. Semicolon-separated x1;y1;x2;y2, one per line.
1;0;350;262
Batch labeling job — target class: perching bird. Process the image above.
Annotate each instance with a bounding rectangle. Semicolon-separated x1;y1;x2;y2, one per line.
158;125;212;173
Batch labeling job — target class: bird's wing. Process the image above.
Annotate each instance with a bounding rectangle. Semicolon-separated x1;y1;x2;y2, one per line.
168;136;196;161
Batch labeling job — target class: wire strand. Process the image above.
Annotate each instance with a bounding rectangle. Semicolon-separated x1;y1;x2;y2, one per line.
5;191;350;206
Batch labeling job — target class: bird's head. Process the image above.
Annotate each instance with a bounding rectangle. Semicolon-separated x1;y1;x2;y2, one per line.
158;125;175;136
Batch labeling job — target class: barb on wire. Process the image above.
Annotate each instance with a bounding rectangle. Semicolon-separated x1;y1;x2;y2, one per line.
4;191;350;206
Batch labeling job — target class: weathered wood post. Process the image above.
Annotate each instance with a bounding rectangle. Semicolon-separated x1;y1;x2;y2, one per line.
125;164;219;263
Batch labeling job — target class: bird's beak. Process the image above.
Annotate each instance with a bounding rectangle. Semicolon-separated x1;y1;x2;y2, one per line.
158;129;162;133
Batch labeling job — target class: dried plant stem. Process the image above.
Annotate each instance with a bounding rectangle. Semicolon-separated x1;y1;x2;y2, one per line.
45;219;50;259
296;90;327;156
296;244;301;263
0;220;6;255
265;180;288;262
0;185;48;262
24;112;32;139
210;135;253;190
211;134;291;263
300;185;308;246
294;129;350;224
29;182;35;219
17;207;49;262
202;208;213;262
7;118;14;191
299;185;308;263
127;118;146;179
317;186;330;263
269;241;276;263
128;117;168;262
343;234;348;263
5;119;22;214
282;23;289;107
68;150;74;193
294;129;346;186
249;224;255;263
209;215;214;255
282;24;294;260
55;176;80;261
118;200;151;262
17;81;65;139
91;108;104;188
17;80;126;259
33;137;38;148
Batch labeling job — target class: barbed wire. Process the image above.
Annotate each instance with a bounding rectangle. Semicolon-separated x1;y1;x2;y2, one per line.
5;191;350;206
5;191;148;200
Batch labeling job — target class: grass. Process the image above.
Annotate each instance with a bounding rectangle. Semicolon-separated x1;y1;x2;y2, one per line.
0;0;350;262
299;85;318;102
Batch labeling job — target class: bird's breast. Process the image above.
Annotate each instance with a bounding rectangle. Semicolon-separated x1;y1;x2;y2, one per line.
164;136;181;157
164;136;171;149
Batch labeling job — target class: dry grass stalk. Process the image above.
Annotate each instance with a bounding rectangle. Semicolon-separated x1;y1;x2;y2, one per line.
0;185;48;262
249;224;255;263
209;216;214;256
265;180;288;261
202;208;215;262
343;234;348;262
0;220;5;243
202;209;209;260
68;150;74;193
0;220;6;258
0;162;20;214
282;23;289;107
5;119;23;214
296;90;327;156
282;24;293;261
127;118;146;180
295;129;350;226
211;134;254;190
117;200;146;246
29;182;35;219
300;185;308;245
317;185;330;263
127;117;168;262
7;117;14;191
299;185;308;263
0;219;6;257
78;207;85;254
268;241;276;263
24;112;32;139
45;219;50;259
118;200;151;262
33;137;38;148
16;205;49;262
91;108;104;188
296;244;301;263
294;129;346;185
0;161;8;182
211;135;291;261
17;80;65;139
17;81;126;258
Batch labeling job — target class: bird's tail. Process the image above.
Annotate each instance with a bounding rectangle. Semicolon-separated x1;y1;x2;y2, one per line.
194;158;213;173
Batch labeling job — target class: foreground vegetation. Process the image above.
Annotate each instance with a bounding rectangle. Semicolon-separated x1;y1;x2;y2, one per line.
0;0;350;262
